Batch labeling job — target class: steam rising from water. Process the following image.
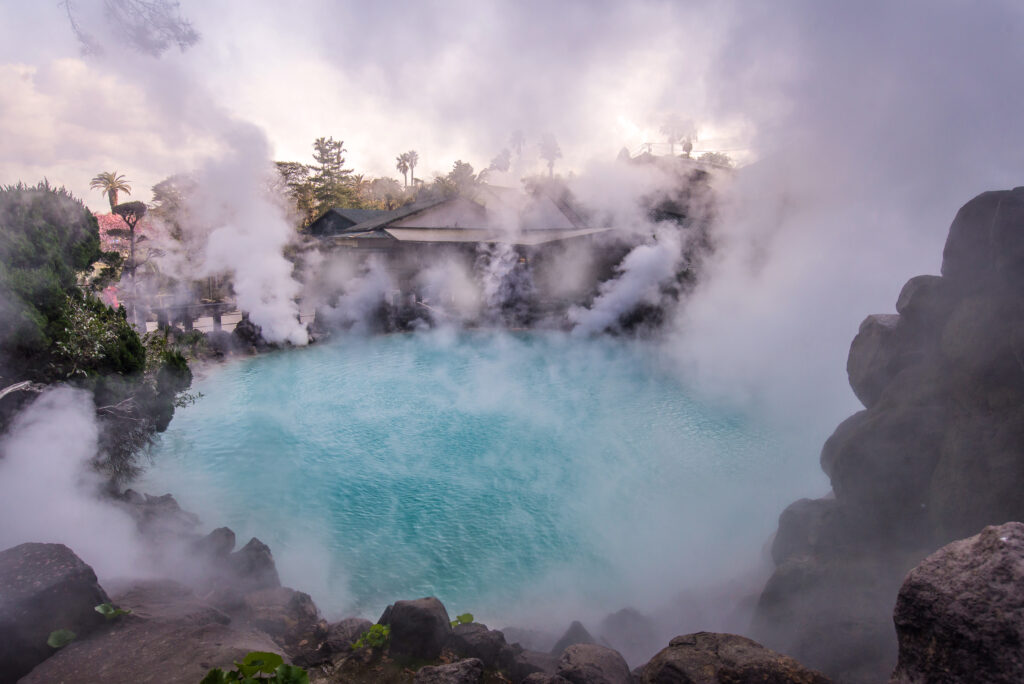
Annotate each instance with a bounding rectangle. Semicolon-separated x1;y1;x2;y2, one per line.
142;332;827;633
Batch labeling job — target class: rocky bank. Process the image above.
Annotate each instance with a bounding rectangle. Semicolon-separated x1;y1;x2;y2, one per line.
755;187;1024;681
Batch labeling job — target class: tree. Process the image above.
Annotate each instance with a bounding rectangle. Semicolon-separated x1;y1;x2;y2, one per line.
406;150;419;186
489;148;512;173
539;134;562;178
89;171;132;212
63;0;199;56
111;201;148;280
433;161;478;197
396;153;410;189
311;136;354;211
697;151;733;168
509;130;525;157
659;115;694;156
274;162;316;228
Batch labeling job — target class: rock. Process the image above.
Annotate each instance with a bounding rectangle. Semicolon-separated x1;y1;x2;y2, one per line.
891;522;1024;683
119;492;200;539
20;579;280;684
509;648;560;682
379;597;452;661
770;497;843;565
325;616;373;654
446;622;508;668
242;586;326;653
598;608;657;668
193;526;236;560
228;537;281;592
0;542;111;683
550;620;596;655
523;674;571;683
638;632;832;684
414;657;484;684
848;314;904;407
557;643;631;684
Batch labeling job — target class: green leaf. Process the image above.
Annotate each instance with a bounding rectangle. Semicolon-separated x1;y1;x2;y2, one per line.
47;629;76;648
457;613;474;625
275;663;310;684
241;651;284;674
95;602;131;619
200;668;228;684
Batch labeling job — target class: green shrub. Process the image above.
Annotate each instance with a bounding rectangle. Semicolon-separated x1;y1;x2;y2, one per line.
352;623;390;650
200;651;308;684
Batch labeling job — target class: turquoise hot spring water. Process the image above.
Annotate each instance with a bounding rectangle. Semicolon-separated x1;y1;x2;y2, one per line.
141;330;821;624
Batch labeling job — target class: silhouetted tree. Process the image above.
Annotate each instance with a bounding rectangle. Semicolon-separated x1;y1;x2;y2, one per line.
406;150;419;186
697;151;733;168
539;134;562;178
311;136;354;210
396;153;410;188
62;0;199;56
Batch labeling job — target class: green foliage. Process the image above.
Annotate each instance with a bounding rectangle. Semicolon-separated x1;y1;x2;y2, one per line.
450;613;474;628
352;623;391;650
201;652;308;684
95;602;131;620
311;136;355;211
47;629;76;648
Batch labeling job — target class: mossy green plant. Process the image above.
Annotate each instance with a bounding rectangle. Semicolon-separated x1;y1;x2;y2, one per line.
200;651;308;683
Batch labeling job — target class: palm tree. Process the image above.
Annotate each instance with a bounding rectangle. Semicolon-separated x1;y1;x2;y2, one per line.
406;150;419;186
89;171;132;212
539;134;562;179
396;153;410;189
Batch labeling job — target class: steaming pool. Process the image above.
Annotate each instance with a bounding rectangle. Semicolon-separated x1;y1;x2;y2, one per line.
142;331;811;622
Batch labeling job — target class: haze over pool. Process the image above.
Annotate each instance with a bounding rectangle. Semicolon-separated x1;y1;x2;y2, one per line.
142;331;826;625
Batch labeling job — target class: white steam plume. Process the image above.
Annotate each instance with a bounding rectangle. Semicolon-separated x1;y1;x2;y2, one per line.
570;228;683;336
0;387;144;579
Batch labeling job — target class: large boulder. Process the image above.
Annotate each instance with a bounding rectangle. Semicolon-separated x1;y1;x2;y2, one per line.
942;188;1024;291
556;643;631;684
379;597;452;661
19;580;280;684
0;542;110;683
891;522;1024;683
414;657;484;684
227;537;281;592
847;314;904;408
446;622;508;668
638;632;832;684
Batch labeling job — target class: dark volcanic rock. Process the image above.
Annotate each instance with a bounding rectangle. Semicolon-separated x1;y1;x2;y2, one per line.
20;579;279;684
550;620;597;656
414;657;484;683
557;643;631;684
639;632;832;684
193;526;236;559
242;586;326;653
508;647;560;682
228;537;281;592
325;616;373;654
522;674;571;684
379;596;452;661
757;188;1024;683
0;542;110;684
446;622;508;668
891;522;1024;684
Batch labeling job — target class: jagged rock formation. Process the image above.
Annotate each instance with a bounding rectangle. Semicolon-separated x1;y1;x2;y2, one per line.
891;522;1024;684
0;543;111;683
754;188;1024;682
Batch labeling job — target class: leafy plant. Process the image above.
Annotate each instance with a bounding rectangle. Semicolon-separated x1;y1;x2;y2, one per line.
47;629;76;648
450;613;474;628
352;623;391;650
200;651;308;683
95;602;131;620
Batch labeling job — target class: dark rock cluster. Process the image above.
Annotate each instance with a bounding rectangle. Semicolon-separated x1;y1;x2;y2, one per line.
755;188;1024;682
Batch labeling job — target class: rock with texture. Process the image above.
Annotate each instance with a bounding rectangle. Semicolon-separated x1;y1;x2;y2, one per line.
228;537;281;592
598;607;657;668
639;632;832;684
379;597;452;660
19;580;280;684
891;522;1024;683
446;622;508;668
0;542;110;683
242;586;326;653
413;657;484;684
557;643;631;684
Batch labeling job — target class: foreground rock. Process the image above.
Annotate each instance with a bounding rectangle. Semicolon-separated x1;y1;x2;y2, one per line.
0;543;110;684
413;657;484;683
756;187;1024;682
557;643;631;684
638;632;832;683
891;522;1024;683
380;597;452;661
20;580;280;684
